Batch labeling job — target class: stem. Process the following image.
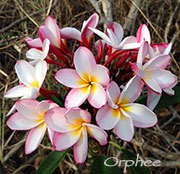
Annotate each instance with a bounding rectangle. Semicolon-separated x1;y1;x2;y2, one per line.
109;141;122;151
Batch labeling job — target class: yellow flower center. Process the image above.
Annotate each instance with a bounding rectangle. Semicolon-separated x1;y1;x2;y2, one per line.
30;80;39;88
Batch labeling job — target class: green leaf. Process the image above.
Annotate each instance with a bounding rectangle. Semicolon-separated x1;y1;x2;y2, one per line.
37;149;69;174
156;86;180;108
91;155;122;174
50;94;63;107
121;149;149;174
136;86;180;109
36;95;46;102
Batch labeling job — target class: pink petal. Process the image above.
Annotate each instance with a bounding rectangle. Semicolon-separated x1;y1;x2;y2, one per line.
7;112;40;130
73;127;88;164
151;42;168;55
4;85;28;98
119;76;144;104
85;123;108;145
15;60;35;87
119;36;140;49
89;65;110;86
65;87;90;109
137;41;149;67
39;26;59;48
143;54;170;70
114;116;134;142
121;103;157;128
96;104;120;130
53;130;81;151
129;62;147;78
107;22;123;46
37;100;58;116
148;69;176;89
61;27;81;41
44;107;73;133
81;13;99;45
74;47;96;80
45;16;61;46
25;123;47;154
25;37;42;48
65;108;91;125
15;99;40;120
88;83;107;108
55;69;87;88
147;89;161;110
106;81;120;108
136;24;151;43
34;60;47;87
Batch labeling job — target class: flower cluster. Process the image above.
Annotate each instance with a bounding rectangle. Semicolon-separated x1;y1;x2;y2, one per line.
5;13;177;164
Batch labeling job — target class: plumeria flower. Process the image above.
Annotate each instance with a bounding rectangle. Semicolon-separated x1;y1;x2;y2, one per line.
61;13;99;48
96;79;157;141
146;42;178;110
4;60;47;115
90;23;168;51
45;107;107;164
89;21;140;49
25;37;43;49
129;41;176;95
147;75;178;110
26;39;50;65
7;99;58;154
55;46;110;109
39;16;62;49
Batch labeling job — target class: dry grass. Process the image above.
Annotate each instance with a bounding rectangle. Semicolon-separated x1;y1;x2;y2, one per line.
0;0;180;173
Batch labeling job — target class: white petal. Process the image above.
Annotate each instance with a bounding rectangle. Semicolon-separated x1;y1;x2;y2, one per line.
26;48;42;60
96;104;120;130
88;83;107;108
34;60;47;88
55;69;87;88
106;81;120;108
121;103;157;128
119;76;144;104
88;27;112;44
74;47;96;80
85;123;108;145
53;130;81;151
65;87;90;109
65;108;91;125
148;69;176;89
15;60;35;87
44;107;73;133
147;89;161;110
114;117;134;142
15;99;40;120
73;127;88;164
42;39;50;59
37;100;58;116
7;112;40;130
25;123;47;154
4;85;29;98
89;65;110;86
